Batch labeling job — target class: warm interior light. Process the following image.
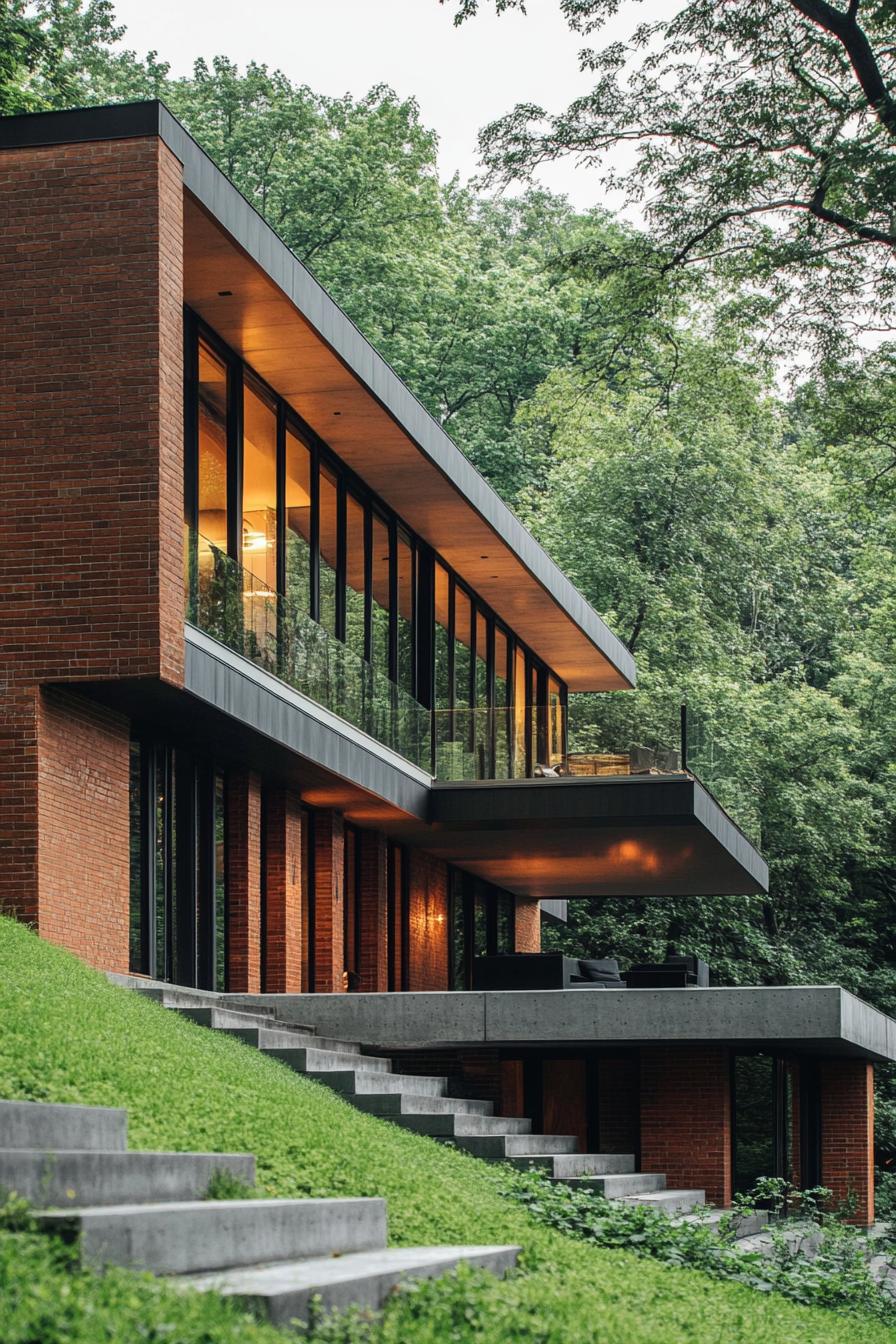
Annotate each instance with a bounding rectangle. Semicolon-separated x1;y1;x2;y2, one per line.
243;530;271;552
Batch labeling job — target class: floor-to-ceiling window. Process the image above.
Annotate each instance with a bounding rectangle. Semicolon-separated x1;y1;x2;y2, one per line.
449;869;516;990
184;316;568;778
128;737;226;989
732;1053;802;1197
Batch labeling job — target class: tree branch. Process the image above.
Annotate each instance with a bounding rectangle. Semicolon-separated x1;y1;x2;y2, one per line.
787;0;896;137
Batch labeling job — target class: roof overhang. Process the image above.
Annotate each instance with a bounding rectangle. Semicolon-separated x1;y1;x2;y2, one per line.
402;775;768;898
0;101;635;692
233;986;896;1063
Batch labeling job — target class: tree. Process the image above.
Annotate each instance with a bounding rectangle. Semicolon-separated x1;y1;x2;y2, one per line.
450;0;896;359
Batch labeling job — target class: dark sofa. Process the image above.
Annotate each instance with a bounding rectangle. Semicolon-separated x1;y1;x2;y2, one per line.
472;952;625;991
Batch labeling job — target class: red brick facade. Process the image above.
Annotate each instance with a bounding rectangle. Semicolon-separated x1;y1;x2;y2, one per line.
262;787;303;994
640;1045;732;1207
36;688;131;971
313;811;345;993
0;135;184;936
514;899;542;953
226;770;262;992
359;831;389;993
407;851;449;991
819;1059;874;1225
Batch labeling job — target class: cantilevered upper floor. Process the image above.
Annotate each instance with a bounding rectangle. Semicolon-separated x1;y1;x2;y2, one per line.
0;99;766;903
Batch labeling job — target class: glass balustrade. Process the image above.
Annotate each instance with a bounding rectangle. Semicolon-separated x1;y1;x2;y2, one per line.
184;530;760;843
185;530;431;770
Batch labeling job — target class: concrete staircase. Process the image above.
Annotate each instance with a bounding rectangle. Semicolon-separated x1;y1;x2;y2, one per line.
0;1098;518;1324
138;987;714;1219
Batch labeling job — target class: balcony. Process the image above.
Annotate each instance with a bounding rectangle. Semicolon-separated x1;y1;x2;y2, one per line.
184;531;758;851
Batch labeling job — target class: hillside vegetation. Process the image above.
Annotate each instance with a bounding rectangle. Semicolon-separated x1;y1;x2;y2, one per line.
0;916;892;1344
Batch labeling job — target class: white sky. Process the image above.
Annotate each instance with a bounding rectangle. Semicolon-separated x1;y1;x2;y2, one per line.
110;0;676;209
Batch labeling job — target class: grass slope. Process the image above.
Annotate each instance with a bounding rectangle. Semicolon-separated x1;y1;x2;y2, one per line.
0;915;890;1344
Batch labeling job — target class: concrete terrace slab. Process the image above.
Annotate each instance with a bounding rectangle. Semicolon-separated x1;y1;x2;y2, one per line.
232;986;896;1064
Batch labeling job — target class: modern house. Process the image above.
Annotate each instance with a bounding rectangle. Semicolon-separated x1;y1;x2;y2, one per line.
1;101;891;1225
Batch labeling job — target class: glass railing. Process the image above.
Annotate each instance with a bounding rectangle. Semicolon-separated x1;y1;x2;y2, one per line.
561;698;760;844
185;530;431;770
683;704;762;846
183;535;760;844
432;705;566;782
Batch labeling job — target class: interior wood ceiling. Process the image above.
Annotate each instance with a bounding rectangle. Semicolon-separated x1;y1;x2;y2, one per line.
182;194;629;692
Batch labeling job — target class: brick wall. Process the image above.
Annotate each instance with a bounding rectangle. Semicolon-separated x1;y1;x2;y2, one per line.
313;811;345;992
407;851;449;991
0;135;185;944
226;769;262;992
262;787;303;993
514;899;541;953
640;1046;732;1207
819;1059;874;1225
359;830;389;993
36;687;130;971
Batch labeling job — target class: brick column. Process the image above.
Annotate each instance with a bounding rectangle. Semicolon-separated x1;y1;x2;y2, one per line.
359;830;389;993
313;810;344;993
819;1060;874;1226
407;852;449;990
262;787;303;993
0;136;185;963
640;1046;732;1207
515;899;541;952
226;770;262;992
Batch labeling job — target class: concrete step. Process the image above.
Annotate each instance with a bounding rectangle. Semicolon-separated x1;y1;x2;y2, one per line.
318;1070;448;1097
507;1152;635;1178
38;1196;387;1274
352;1093;494;1118
391;1113;533;1138
0;1149;255;1208
673;1208;769;1239
136;985;261;1012
0;1100;128;1153
219;1026;362;1054
174;1006;289;1033
264;1046;389;1075
444;1133;578;1159
180;1244;520;1323
555;1172;665;1197
620;1189;705;1214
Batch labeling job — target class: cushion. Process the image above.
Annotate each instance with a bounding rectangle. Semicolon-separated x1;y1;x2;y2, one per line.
578;958;622;982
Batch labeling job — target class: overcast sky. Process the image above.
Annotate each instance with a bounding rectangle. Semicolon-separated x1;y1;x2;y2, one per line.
111;0;675;210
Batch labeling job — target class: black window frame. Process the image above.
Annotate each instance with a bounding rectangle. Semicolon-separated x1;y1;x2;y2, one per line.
184;311;568;776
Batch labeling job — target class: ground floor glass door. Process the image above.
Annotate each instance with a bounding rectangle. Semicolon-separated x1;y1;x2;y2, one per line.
128;738;226;989
732;1052;799;1196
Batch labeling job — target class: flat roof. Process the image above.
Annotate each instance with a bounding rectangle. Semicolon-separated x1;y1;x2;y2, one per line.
0;100;636;692
236;986;896;1063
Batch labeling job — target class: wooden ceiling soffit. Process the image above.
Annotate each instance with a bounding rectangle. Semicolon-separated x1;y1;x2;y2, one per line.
182;193;629;691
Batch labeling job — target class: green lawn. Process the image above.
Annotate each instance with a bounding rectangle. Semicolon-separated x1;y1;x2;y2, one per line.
0;914;890;1344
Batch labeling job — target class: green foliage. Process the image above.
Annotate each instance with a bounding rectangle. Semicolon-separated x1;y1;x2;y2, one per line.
205;1168;259;1201
1;915;892;1344
0;1226;291;1344
508;1169;896;1325
455;0;896;362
